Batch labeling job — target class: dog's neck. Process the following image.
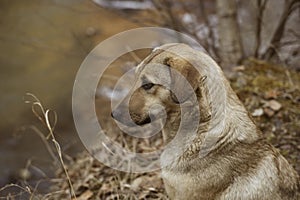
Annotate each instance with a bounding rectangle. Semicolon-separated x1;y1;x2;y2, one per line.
199;79;259;157
161;74;260;166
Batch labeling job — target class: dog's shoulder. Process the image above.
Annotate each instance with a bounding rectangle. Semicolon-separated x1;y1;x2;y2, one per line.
163;138;300;199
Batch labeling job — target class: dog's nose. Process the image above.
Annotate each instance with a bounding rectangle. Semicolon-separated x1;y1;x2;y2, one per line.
111;110;117;119
111;108;132;126
111;109;123;122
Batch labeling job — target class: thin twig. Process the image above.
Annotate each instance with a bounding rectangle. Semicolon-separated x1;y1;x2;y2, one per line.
0;184;31;194
126;46;142;63
27;125;59;164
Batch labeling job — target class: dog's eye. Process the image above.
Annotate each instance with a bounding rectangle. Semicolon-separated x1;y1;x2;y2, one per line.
142;83;154;90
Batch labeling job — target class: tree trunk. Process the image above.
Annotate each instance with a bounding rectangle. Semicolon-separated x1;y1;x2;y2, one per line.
217;0;243;69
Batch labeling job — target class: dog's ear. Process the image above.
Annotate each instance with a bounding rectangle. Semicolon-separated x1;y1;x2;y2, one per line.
165;57;200;104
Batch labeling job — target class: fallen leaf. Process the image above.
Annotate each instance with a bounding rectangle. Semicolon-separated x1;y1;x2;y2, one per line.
76;190;93;200
264;89;280;99
131;176;145;192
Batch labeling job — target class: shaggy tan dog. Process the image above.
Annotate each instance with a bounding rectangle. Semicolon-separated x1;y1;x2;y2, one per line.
112;43;300;200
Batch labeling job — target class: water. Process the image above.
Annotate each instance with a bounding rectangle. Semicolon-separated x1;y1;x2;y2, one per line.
0;0;138;191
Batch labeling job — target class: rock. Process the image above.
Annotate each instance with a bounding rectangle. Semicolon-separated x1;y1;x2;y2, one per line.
85;27;97;37
233;65;246;71
18;168;31;180
264;107;275;117
264;100;282;111
252;108;264;117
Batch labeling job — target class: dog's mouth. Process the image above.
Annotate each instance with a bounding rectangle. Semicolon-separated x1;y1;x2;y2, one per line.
134;113;161;126
111;111;159;127
135;116;152;126
111;113;135;127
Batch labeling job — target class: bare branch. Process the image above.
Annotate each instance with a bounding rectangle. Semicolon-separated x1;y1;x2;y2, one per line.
262;0;299;59
288;28;300;39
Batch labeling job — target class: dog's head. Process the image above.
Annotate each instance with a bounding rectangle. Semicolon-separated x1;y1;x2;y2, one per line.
111;44;208;127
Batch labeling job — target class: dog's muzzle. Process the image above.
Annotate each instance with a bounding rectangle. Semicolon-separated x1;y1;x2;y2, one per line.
111;108;158;127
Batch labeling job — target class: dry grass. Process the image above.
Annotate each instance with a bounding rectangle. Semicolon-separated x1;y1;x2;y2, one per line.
0;94;77;200
50;152;168;200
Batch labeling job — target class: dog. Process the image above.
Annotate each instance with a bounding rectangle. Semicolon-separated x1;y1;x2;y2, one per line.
111;43;300;199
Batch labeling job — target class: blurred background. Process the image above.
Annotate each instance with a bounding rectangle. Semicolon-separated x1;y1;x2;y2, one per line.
0;0;140;188
0;0;299;198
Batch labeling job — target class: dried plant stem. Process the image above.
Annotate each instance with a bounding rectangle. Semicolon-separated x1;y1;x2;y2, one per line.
0;184;31;194
24;93;77;199
27;125;59;164
126;46;142;63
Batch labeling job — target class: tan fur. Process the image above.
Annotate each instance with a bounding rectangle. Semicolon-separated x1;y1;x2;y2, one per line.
112;43;300;199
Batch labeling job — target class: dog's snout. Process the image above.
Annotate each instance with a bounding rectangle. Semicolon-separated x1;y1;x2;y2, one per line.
111;111;115;119
111;106;135;126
